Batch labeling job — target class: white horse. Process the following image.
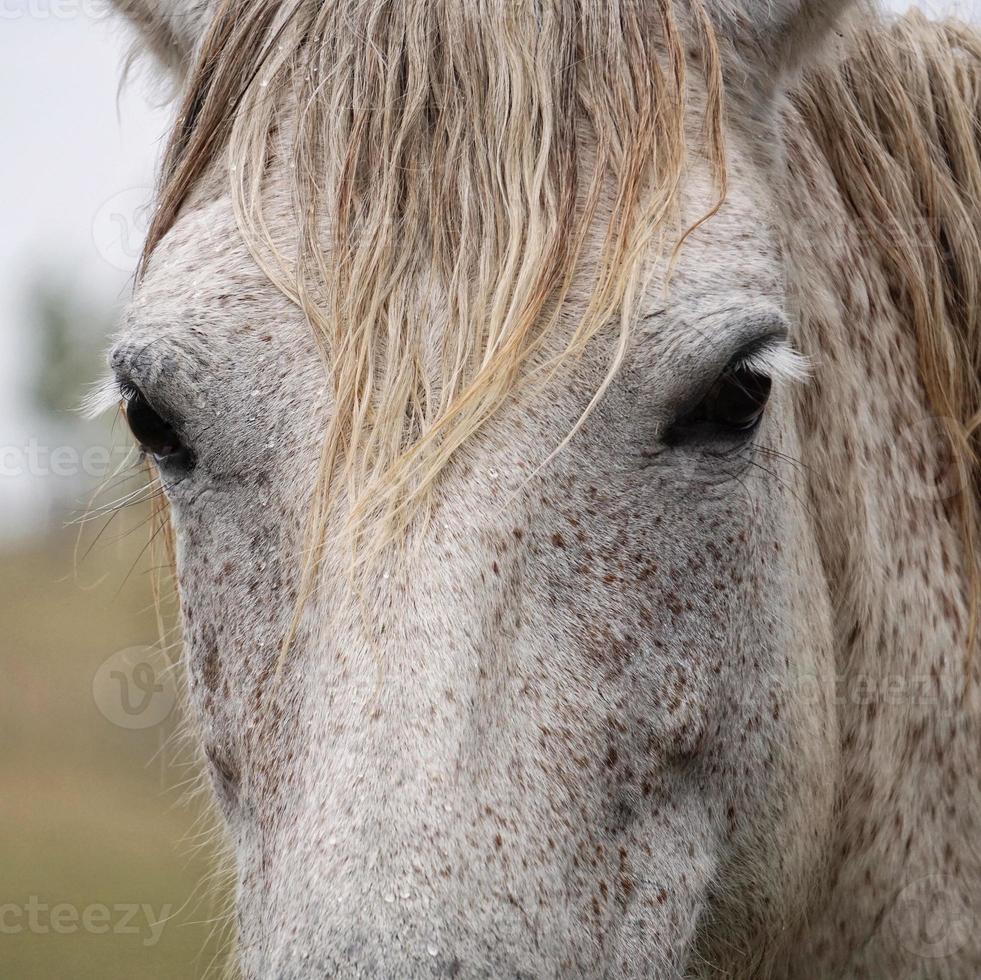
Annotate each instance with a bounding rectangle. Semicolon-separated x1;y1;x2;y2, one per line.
99;0;980;976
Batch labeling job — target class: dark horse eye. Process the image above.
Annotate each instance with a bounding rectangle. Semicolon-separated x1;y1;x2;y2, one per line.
121;385;186;461
667;362;772;444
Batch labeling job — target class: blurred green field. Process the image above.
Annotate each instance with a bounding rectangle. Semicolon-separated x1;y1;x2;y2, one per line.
0;515;232;979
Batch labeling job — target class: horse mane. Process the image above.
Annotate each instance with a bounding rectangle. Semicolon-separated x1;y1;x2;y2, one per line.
794;11;981;639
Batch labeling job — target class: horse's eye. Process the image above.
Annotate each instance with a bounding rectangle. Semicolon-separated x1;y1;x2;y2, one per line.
121;385;186;462
667;362;772;444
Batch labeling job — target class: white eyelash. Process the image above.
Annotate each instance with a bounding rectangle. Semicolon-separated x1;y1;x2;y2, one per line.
79;375;123;420
738;341;812;385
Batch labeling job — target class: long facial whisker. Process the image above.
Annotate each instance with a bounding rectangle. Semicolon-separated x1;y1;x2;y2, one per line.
115;515;172;597
737;453;818;521
755;443;812;476
71;480;164;524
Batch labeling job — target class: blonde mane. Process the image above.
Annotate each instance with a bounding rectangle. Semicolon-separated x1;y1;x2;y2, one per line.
141;0;726;586
795;11;981;642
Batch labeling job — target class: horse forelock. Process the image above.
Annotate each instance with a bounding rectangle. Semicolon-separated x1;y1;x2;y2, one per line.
140;0;727;581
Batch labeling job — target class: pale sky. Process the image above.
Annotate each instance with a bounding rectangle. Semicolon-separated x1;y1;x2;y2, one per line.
0;3;169;539
0;0;974;541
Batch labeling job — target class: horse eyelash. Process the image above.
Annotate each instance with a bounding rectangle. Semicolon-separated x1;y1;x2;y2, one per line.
79;374;124;420
737;341;812;386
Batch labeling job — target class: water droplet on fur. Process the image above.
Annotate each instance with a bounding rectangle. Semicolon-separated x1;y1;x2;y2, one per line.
383;892;395;903
427;945;438;957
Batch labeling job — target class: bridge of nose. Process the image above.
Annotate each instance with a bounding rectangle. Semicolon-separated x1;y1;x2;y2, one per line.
246;748;594;980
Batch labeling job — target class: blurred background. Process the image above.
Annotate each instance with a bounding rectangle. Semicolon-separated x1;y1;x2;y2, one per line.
0;4;230;978
1;0;979;978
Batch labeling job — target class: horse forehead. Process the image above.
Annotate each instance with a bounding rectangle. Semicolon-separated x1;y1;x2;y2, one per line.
113;196;311;387
131;195;296;328
122;161;782;376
